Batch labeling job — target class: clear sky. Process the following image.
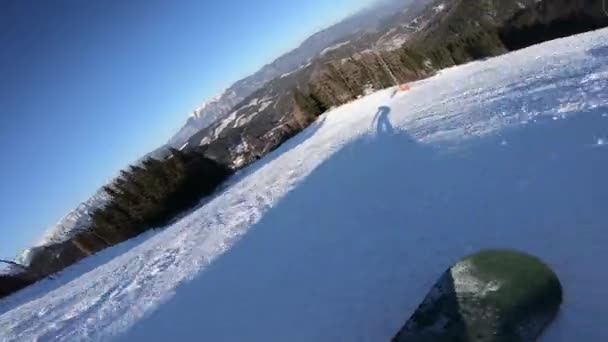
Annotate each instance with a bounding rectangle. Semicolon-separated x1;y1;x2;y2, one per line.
0;0;375;258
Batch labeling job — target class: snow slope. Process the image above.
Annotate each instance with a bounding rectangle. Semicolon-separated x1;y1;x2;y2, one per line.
1;29;608;341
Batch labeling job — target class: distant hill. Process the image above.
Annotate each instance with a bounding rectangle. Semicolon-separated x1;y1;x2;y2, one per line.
168;0;429;148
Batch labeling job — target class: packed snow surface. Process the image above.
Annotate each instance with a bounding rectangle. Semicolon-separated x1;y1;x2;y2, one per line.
1;29;608;341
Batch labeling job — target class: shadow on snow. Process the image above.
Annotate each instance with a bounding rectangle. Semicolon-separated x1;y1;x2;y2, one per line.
122;106;608;342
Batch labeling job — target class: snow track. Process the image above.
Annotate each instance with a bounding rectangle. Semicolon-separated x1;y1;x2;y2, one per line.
1;29;608;341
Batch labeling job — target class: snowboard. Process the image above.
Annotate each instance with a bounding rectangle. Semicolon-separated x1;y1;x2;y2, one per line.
392;250;562;342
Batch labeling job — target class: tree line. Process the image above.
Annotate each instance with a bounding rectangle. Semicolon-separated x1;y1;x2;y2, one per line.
76;148;231;254
0;148;231;299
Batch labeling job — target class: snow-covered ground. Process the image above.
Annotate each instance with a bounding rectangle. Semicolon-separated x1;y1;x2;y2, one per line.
1;29;608;341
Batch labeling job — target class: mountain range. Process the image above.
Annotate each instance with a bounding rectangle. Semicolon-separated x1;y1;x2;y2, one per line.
167;0;426;148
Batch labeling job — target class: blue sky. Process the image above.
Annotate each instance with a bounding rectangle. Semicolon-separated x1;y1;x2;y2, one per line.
0;0;375;258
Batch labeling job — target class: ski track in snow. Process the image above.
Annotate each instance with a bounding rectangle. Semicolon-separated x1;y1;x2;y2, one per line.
1;29;608;341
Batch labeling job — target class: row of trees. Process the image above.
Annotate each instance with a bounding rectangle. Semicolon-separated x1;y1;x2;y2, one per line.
499;0;608;51
87;149;231;248
303;32;498;111
299;0;608;111
3;148;232;299
292;88;327;126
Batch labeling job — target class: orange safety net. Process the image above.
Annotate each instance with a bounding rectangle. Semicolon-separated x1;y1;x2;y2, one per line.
399;84;411;91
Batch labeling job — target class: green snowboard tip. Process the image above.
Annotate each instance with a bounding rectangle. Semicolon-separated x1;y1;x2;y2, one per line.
393;250;563;342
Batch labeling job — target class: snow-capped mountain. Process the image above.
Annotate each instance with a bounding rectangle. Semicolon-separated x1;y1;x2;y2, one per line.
38;193;105;245
16;189;110;266
168;0;426;148
14;142;176;265
168;89;241;147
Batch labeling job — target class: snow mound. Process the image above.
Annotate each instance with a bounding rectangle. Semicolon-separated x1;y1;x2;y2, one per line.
0;264;21;277
1;29;608;342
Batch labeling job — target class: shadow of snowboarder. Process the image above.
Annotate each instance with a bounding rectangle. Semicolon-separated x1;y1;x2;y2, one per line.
374;106;395;136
